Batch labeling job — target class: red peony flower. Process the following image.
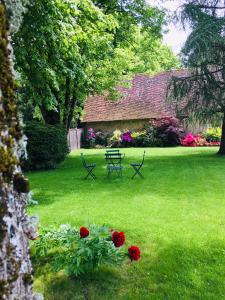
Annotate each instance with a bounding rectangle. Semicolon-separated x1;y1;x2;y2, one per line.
128;246;141;261
80;227;89;238
112;231;125;247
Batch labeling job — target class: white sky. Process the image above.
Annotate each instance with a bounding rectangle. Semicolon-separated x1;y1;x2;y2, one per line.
147;0;190;54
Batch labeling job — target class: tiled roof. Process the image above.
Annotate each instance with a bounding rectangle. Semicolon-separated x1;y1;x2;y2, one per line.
82;69;189;123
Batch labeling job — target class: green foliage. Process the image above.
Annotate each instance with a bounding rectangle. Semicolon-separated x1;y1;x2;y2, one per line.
204;127;222;142
130;30;180;74
131;129;152;147
95;130;109;147
168;0;225;154
24;121;69;170
32;224;124;277
13;0;179;129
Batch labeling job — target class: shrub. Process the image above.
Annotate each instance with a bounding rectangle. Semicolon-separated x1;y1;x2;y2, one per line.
204;127;222;142
32;224;141;277
24;121;69;170
85;128;96;147
121;131;133;146
181;132;220;147
95;130;109;146
150;117;181;147
110;129;122;147
131;129;152;147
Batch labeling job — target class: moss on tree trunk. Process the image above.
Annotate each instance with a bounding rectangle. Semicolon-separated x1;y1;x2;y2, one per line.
0;2;34;299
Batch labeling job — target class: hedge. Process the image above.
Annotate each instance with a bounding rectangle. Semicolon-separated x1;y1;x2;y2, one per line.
24;121;69;170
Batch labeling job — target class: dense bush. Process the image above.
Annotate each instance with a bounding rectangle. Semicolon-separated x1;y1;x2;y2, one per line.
95;130;109;146
150;117;182;147
131;129;153;147
110;129;122;147
181;132;220;147
24;121;69;170
204;127;222;142
32;224;141;277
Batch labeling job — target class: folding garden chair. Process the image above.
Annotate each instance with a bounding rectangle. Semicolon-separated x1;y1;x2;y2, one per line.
106;149;120;154
130;151;145;179
80;153;96;179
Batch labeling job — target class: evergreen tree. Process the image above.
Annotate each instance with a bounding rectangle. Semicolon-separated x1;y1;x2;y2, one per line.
168;0;225;155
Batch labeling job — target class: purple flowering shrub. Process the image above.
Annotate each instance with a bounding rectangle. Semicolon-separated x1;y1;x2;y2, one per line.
121;131;133;147
121;131;133;143
150;117;182;146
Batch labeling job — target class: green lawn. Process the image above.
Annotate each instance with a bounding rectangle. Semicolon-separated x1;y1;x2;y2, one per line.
28;147;225;300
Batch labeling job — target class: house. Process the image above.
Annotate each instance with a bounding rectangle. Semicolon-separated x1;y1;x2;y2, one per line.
82;69;195;133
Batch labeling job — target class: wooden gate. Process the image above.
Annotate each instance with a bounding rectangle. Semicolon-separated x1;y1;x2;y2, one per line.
68;128;83;151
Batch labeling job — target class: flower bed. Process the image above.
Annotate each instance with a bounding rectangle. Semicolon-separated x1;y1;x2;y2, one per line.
181;132;220;147
32;224;140;277
83;125;221;148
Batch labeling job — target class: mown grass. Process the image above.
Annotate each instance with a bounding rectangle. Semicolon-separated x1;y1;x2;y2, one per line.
28;147;225;300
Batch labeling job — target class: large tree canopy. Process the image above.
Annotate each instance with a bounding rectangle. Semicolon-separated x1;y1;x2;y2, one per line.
168;0;225;155
13;0;178;130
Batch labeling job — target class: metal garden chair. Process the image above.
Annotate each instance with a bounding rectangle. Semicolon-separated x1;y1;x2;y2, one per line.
80;153;96;179
106;149;120;154
105;151;124;178
130;151;145;179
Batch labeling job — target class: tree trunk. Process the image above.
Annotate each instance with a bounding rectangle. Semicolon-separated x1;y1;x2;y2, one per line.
40;106;61;125
218;112;225;155
67;92;77;131
0;2;36;299
63;77;71;129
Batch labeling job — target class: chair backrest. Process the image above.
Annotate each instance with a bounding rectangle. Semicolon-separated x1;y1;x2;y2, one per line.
80;153;87;168
141;151;146;165
106;149;120;154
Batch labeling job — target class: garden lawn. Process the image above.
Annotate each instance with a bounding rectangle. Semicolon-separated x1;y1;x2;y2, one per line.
28;147;225;300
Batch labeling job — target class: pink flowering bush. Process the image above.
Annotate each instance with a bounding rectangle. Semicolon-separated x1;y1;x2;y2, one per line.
87;128;96;140
181;133;196;146
86;128;96;147
181;132;220;147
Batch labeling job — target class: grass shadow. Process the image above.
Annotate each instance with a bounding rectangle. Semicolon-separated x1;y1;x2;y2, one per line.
33;239;225;300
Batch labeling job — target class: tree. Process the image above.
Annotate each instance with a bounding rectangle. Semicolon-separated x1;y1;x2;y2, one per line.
94;0;166;45
13;0;176;130
0;1;39;299
129;29;180;74
168;0;225;155
13;0;133;129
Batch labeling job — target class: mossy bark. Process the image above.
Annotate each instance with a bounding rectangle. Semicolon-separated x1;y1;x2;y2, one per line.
0;2;33;299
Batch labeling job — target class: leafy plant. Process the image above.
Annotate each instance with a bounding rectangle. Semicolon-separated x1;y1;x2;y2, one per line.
204;127;222;142
110;129;122;147
121;131;133;146
131;130;151;147
181;132;220;147
150;117;182;147
95;130;109;147
32;224;140;277
24;121;69;170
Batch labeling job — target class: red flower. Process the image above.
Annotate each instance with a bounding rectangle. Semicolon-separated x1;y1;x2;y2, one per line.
80;227;89;238
112;231;125;247
128;246;141;261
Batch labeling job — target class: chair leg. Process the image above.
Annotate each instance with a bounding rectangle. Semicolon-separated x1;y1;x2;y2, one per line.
107;166;111;178
131;166;143;179
85;167;96;179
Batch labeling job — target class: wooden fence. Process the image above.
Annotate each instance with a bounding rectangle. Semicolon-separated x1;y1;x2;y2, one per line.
68;128;83;151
